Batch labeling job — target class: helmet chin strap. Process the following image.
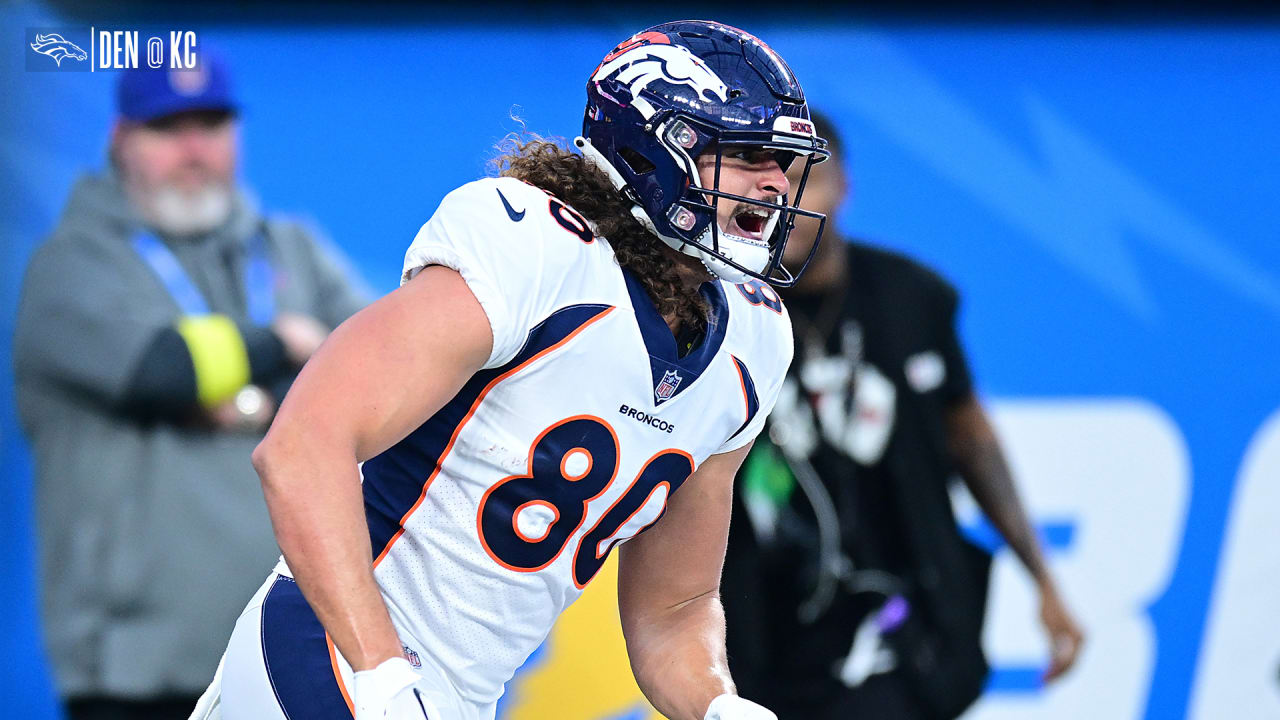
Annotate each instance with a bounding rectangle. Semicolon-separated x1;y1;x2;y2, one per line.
575;136;769;284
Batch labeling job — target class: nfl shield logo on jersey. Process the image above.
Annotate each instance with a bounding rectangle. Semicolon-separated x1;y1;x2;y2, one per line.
655;370;682;403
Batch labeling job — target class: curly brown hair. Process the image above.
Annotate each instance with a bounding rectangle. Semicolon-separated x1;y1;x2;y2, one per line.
492;137;709;333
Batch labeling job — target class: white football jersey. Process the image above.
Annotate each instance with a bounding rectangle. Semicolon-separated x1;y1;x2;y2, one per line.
354;176;791;703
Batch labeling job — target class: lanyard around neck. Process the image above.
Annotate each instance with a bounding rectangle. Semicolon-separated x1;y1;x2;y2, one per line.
132;231;276;326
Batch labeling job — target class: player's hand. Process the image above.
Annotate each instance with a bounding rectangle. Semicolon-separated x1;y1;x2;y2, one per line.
704;694;777;720
352;657;442;720
1039;580;1084;683
272;311;330;366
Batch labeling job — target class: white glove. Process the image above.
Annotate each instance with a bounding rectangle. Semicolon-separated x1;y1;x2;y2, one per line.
704;693;777;720
352;657;442;720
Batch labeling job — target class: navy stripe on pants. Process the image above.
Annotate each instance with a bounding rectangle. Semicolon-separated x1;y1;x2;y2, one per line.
260;576;353;719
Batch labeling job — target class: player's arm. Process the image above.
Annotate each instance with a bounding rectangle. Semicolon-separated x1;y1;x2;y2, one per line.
252;265;492;672
946;392;1084;681
617;442;771;720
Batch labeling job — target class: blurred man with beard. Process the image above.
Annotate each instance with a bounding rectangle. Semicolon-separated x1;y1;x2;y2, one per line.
14;56;368;720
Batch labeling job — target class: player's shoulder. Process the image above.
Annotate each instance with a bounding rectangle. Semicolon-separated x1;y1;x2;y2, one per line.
445;177;602;247
722;278;793;366
724;278;791;326
434;176;548;225
412;176;606;267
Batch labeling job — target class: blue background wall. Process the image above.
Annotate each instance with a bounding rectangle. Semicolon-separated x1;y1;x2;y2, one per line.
3;3;1277;717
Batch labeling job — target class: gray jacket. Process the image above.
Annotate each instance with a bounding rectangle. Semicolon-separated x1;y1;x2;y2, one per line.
13;171;368;698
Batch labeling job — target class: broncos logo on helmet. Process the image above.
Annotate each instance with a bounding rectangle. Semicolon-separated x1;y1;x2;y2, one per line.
579;20;830;288
590;42;730;117
29;33;87;67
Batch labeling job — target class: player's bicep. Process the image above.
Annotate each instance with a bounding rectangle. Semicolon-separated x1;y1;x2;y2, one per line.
267;265;493;463
617;442;752;617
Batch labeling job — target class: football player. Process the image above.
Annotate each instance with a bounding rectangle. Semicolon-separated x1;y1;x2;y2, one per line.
192;20;829;720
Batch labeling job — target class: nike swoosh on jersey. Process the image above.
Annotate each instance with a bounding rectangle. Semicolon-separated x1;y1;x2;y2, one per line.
496;188;526;222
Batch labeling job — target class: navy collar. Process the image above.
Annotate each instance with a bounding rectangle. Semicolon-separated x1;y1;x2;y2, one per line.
621;268;729;407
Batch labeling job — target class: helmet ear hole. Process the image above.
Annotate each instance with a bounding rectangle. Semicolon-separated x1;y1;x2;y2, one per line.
618;147;657;175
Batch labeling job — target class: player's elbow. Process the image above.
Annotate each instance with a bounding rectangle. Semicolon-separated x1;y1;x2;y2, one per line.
252;428;300;499
253;421;356;498
251;434;281;490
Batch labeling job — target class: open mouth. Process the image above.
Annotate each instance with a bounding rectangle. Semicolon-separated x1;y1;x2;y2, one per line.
730;208;771;240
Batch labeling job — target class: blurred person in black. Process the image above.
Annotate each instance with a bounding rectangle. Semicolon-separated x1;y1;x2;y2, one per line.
13;55;367;720
720;110;1084;719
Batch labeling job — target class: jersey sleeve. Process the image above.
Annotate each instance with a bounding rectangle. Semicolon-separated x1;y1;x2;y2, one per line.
717;302;794;455
402;178;552;369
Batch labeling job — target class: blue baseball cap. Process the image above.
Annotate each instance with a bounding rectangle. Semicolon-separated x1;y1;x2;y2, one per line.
117;51;238;123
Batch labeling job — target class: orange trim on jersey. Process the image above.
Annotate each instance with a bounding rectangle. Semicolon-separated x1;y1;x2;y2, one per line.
512;500;560;543
325;632;356;716
571;447;695;590
731;354;751;426
371;306;617;569
560;446;594;481
476;414;621;574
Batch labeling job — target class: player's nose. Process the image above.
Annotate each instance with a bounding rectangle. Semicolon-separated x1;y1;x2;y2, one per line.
757;159;790;198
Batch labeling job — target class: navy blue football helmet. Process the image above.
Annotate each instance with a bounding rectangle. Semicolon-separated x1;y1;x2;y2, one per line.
577;20;829;286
